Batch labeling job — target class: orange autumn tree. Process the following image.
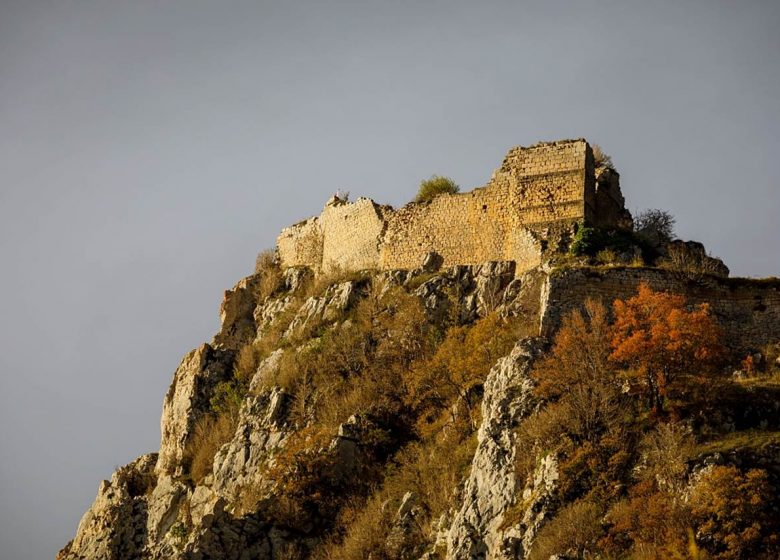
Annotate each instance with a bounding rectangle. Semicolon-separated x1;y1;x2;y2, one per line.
609;283;724;412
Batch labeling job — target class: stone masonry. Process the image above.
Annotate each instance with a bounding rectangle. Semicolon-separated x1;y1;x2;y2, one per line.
277;139;630;275
540;267;780;355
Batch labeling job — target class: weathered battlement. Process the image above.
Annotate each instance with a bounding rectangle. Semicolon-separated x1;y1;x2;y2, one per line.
277;139;631;275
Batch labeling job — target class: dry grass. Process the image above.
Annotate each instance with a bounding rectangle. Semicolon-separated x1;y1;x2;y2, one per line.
734;371;780;388
660;243;724;281
529;500;603;560
255;249;284;301
314;432;476;560
694;429;780;457
185;412;238;484
591;144;614;169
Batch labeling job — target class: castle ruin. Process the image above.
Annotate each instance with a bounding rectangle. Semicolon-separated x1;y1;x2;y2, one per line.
277;139;631;275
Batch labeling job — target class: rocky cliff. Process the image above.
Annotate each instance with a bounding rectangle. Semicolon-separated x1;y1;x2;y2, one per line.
58;252;780;559
59;144;780;559
58;261;549;560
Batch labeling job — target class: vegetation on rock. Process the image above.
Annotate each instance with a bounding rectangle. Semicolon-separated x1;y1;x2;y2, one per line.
414;175;460;203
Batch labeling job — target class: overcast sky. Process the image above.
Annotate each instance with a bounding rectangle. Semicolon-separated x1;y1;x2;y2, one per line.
1;1;778;558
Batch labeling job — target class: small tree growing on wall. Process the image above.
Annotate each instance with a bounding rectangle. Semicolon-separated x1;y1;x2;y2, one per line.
414;175;459;203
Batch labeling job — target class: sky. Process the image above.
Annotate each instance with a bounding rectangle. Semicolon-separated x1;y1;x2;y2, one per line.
0;1;778;558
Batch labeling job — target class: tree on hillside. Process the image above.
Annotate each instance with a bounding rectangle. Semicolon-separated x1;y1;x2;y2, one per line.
533;299;626;443
609;283;724;412
407;313;517;433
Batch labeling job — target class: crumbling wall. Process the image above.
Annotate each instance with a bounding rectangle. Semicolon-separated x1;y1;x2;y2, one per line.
277;139;628;275
277;218;323;269
378;182;515;270
379;140;592;271
319;198;387;273
589;167;632;229
540;267;780;354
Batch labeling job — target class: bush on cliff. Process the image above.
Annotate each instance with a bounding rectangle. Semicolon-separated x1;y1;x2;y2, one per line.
569;225;645;261
414;175;459;203
634;208;676;247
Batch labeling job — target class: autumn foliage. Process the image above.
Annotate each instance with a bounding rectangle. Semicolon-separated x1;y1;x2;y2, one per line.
524;284;780;559
610;283;725;411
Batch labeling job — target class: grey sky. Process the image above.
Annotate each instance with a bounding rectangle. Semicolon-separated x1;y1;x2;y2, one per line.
0;1;778;558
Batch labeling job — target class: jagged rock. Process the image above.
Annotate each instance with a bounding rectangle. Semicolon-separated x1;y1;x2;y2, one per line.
516;454;559;555
414;276;454;323
146;475;187;543
412;262;530;325
445;337;546;560
254;296;293;335
284;280;366;337
214;275;262;350
422;251;444;272
282;266;312;293
328;415;365;482
212;387;291;501
189;486;224;527
248;349;283;394
57;454;158;560
665;240;729;278
157;344;234;476
386;492;422;557
474;261;516;315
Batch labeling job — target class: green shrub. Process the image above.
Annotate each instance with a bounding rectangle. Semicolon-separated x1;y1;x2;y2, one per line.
210;380;245;416
570;224;646;261
415;175;459;203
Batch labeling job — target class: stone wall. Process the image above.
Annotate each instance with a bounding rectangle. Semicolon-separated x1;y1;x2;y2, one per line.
319;198;389;273
540;267;780;354
277;218;322;269
277;139;628;275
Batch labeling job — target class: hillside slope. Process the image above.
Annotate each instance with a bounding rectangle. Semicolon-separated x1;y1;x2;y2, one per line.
59;258;780;560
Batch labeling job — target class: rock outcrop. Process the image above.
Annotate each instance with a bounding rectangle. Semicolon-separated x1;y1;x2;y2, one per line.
156;344;234;477
60;140;780;560
445;338;547;560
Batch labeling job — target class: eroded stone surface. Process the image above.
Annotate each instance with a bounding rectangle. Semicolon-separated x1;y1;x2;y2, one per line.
156;344;234;477
445;338;546;560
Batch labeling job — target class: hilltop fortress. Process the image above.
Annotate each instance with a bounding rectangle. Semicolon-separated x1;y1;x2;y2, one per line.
277;139;631;275
273;138;780;354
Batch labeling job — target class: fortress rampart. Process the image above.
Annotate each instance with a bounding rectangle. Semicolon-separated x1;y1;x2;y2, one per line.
540;267;780;354
277;139;630;275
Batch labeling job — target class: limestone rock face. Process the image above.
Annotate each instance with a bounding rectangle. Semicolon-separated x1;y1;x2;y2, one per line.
57;454;158;560
58;263;563;560
212;386;291;501
412;261;521;323
214;275;262;350
445;337;546;560
156;344;234;476
284;279;366;337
